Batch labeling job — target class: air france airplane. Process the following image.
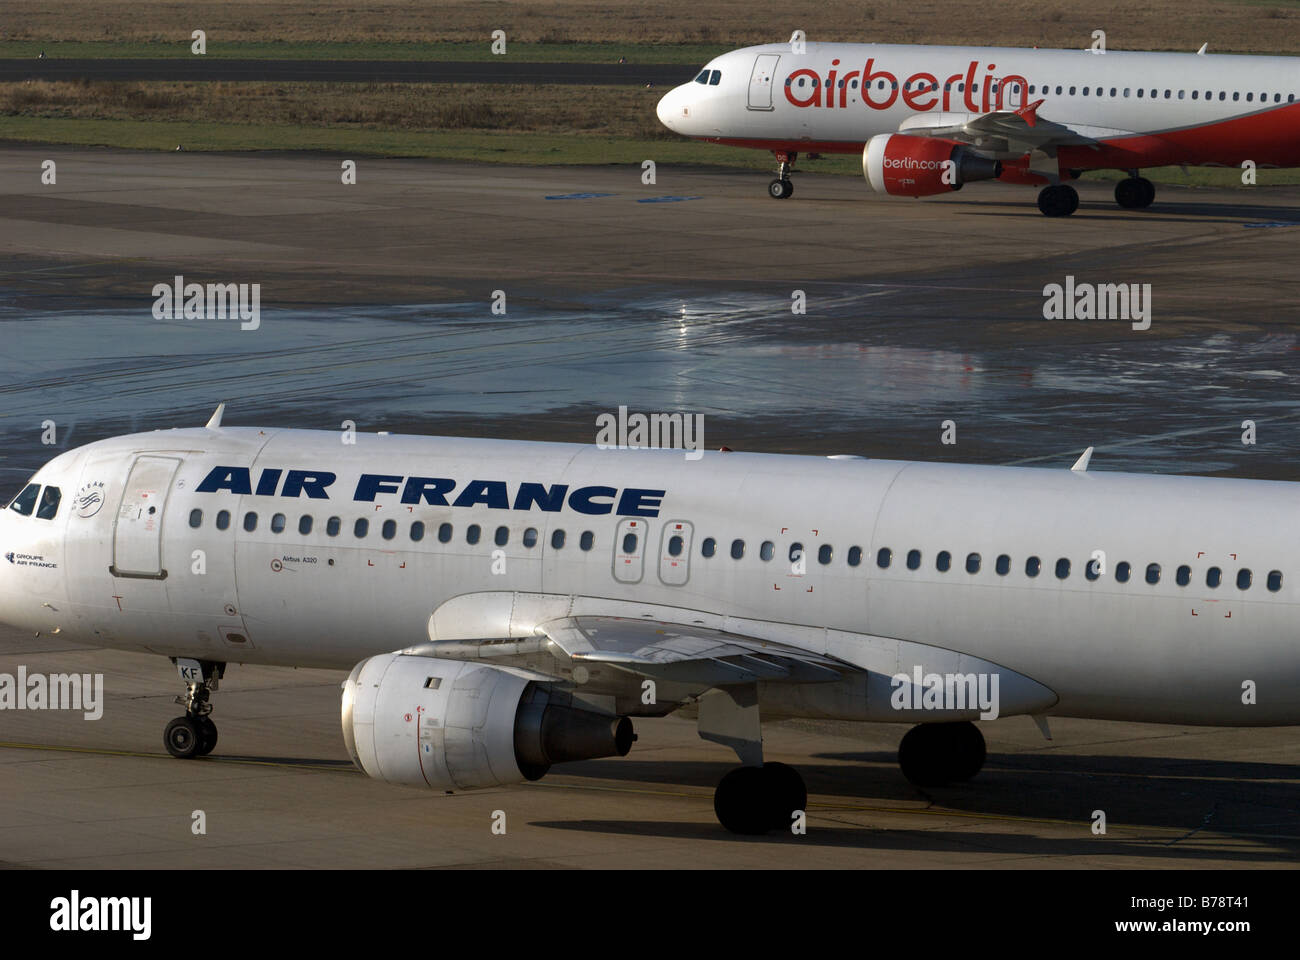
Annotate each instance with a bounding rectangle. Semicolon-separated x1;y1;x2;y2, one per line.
3;408;1298;834
655;38;1300;216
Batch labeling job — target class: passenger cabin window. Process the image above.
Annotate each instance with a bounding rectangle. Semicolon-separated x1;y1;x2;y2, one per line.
410;521;424;541
1055;558;1070;579
907;549;921;570
8;483;39;516
1237;568;1252;590
670;535;684;556
382;519;396;540
271;513;286;534
1176;565;1191;586
354;518;368;538
818;545;832;565
1085;557;1100;581
760;541;774;561
580;531;594;551
789;542;803;563
189;509;203;529
623;532;638;553
438;522;452;543
996;555;1010;576
1116;561;1131;583
466;524;481;545
216;509;231;531
299;515;313;535
1025;556;1041;577
730;538;745;560
243;511;257;532
35;486;61;520
1145;563;1160;585
494;525;509;547
1206;566;1221;588
551;529;565;549
701;536;716;558
877;547;891;568
326;516;340;537
523;527;538;548
848;546;862;567
965;552;980;574
936;550;951;572
1268;570;1283;592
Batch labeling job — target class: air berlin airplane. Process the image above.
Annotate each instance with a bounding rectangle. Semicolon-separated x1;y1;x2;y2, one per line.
655;39;1300;216
3;408;1299;834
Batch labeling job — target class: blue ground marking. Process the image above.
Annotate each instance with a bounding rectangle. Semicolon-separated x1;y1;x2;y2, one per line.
544;192;615;200
1243;221;1300;228
636;196;703;203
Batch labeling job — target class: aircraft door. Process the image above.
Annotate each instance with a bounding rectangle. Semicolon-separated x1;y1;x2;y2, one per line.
658;520;694;585
112;455;180;578
748;54;780;110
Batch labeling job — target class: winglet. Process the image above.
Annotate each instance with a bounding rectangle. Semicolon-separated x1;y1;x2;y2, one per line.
1196;42;1208;55
205;402;226;429
1015;98;1046;127
1071;446;1093;472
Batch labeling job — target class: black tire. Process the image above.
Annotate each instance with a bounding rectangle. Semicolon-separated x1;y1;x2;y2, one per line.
1037;184;1079;217
762;761;807;830
195;716;218;756
899;723;987;786
1115;178;1144;209
767;178;793;200
1137;176;1155;207
714;766;772;835
164;716;203;759
948;721;987;782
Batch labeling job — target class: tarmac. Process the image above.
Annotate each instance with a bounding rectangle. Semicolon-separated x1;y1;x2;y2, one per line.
0;147;1298;867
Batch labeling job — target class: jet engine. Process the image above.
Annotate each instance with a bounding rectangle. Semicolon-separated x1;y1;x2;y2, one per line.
863;134;1002;197
341;653;633;791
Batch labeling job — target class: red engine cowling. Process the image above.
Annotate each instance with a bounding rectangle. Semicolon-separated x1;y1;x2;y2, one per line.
863;134;1002;197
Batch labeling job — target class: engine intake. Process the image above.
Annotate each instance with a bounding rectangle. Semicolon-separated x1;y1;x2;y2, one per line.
863;134;1002;197
342;654;632;792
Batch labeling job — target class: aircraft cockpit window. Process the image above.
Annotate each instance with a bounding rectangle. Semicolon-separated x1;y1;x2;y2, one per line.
7;483;40;517
709;70;721;85
36;485;62;520
695;70;709;84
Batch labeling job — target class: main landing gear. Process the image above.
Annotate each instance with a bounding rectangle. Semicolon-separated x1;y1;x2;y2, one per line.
897;721;986;786
1114;173;1155;209
164;658;225;759
767;150;796;200
1037;183;1079;217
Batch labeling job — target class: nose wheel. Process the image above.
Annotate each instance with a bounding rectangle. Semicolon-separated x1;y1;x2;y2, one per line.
164;658;224;759
767;150;797;199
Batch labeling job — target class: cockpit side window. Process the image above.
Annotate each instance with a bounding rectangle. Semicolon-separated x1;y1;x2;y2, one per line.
7;483;40;517
709;70;722;85
36;485;62;520
695;70;709;84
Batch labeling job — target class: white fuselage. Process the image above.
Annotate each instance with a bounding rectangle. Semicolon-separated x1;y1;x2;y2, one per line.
3;426;1298;726
656;42;1300;167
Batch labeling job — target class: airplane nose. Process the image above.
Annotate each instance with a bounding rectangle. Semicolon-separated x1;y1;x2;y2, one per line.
656;86;684;130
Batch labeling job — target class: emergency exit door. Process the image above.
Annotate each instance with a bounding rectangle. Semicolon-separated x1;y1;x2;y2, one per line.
112;455;180;578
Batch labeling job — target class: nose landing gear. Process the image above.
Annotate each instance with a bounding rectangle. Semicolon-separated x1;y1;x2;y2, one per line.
767;150;796;199
164;658;224;759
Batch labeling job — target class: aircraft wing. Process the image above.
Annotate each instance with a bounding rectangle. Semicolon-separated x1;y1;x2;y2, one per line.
537;616;849;686
898;101;1110;155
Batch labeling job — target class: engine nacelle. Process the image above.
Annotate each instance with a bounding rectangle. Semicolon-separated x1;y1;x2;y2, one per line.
863;134;1002;197
341;654;633;791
